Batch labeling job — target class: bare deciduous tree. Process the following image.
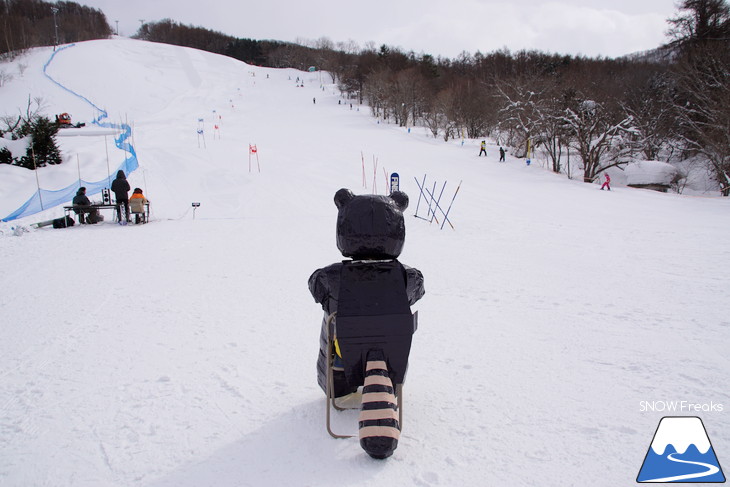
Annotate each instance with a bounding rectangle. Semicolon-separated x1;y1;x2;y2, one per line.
673;48;730;195
496;78;546;158
562;98;635;183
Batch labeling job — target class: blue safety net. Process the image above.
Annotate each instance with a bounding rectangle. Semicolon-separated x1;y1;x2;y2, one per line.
2;44;139;222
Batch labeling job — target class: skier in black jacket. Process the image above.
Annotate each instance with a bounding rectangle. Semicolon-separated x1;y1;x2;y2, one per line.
111;170;131;223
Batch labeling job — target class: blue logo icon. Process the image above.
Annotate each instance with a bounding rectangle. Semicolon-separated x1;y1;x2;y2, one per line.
637;416;725;483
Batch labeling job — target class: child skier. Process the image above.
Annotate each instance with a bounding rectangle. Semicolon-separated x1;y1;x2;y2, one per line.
601;173;611;191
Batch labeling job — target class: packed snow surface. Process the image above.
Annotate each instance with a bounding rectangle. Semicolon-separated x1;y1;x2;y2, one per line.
1;38;729;486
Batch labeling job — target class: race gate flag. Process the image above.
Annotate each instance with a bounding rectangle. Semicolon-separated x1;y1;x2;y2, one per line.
248;144;260;173
637;416;725;483
390;173;400;194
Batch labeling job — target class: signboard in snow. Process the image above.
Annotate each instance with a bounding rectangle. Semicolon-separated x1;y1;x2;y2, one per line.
390;173;400;194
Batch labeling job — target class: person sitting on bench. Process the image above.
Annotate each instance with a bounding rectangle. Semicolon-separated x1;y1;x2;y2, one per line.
72;187;100;224
129;188;149;223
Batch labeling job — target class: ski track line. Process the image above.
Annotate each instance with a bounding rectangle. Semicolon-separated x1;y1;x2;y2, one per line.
644;453;720;482
173;45;203;88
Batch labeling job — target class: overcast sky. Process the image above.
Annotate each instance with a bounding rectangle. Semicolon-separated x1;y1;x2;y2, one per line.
80;0;680;59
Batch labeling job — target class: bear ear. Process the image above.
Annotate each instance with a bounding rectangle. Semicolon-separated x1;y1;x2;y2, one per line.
390;191;409;211
334;188;355;209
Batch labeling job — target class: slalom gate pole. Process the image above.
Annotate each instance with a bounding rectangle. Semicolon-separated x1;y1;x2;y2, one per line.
104;135;111;187
440;180;461;230
422;186;456;228
427;180;437;223
383;167;388;194
248;144;260;172
430;181;447;224
413;176;439;224
31;146;44;210
412;176;453;228
362;152;367;189
413;175;427;218
372;156;378;195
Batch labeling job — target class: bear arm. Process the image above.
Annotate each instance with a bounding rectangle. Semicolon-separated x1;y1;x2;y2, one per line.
404;266;425;305
308;269;328;306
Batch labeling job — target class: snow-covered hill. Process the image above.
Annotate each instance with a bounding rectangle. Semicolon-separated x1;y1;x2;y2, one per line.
1;38;729;487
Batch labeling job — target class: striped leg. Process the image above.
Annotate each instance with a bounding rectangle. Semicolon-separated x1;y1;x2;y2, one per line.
358;350;400;459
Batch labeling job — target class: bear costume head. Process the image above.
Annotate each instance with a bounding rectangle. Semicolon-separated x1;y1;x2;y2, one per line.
334;188;409;260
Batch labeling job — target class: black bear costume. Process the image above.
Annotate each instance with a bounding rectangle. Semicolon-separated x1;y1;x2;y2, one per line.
308;188;425;458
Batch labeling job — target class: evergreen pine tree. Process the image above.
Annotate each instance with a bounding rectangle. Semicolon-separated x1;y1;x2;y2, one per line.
0;147;13;165
18;116;62;169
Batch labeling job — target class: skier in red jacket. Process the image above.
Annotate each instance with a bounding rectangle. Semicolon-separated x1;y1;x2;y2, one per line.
601;173;611;191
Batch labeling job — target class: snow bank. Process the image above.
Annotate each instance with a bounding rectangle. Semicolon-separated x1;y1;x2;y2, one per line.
625;160;679;186
0;135;29;158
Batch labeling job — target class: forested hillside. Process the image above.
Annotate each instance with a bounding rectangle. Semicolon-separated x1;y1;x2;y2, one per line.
125;2;730;195
0;0;111;57
2;0;729;194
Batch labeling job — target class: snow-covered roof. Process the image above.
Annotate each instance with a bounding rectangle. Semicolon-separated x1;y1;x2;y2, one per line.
625;160;678;186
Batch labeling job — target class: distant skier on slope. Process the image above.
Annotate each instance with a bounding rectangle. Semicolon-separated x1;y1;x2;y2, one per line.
601;173;611;191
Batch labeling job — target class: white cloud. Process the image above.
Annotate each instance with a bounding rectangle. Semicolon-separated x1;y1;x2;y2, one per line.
82;0;677;59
